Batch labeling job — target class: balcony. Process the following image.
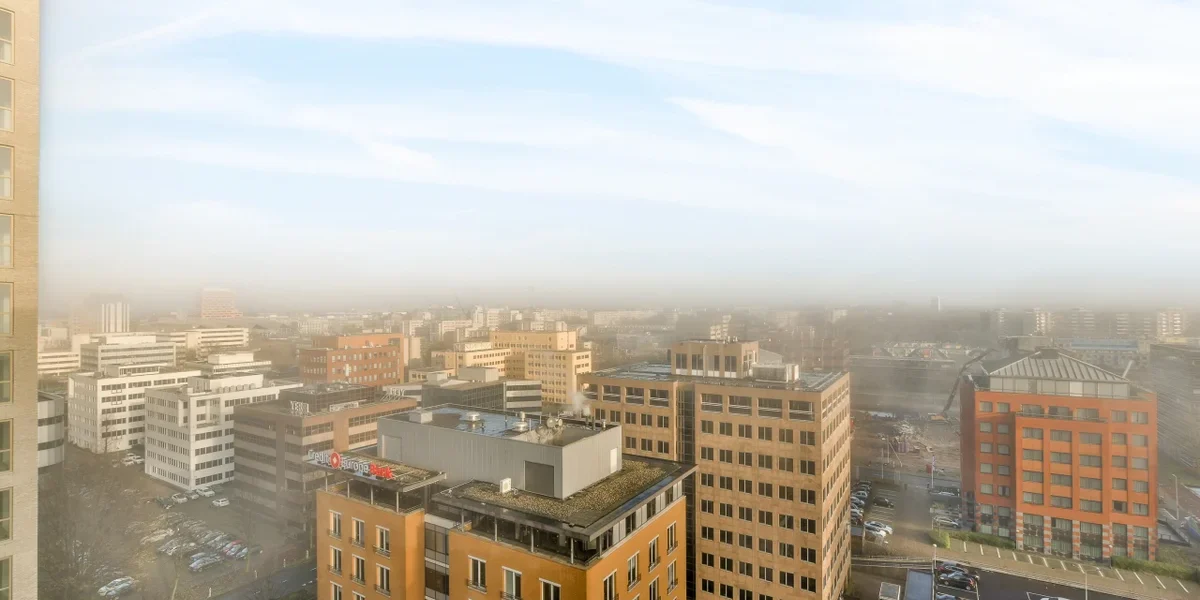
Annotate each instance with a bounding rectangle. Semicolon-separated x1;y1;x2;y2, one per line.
328;565;342;576
668;579;679;593
350;537;365;548
648;560;660;571
627;576;641;590
374;585;391;597
328;528;342;539
351;575;365;585
667;543;678;554
374;545;391;558
501;592;523;600
466;579;487;593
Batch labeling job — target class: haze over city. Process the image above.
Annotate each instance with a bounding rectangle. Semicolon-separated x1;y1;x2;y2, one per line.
8;2;1200;600
38;0;1200;311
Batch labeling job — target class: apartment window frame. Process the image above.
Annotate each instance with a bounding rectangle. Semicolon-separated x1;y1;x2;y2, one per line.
469;556;487;591
0;487;9;541
376;564;391;595
0;351;9;405
0;283;10;335
0;419;10;472
0;77;11;132
503;567;521;599
0;214;11;268
0;9;12;64
0;146;10;200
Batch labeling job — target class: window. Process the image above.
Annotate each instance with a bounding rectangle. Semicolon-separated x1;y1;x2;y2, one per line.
998;444;1010;455
757;454;773;469
542;580;561;600
0;147;9;200
1080;455;1102;467
780;572;795;588
980;443;992;453
0;488;8;541
738;424;752;438
1023;492;1043;505
627;553;639;585
1051;496;1072;509
779;457;794;472
1112;455;1127;468
719;449;732;463
998;465;1011;475
1079;432;1101;445
376;526;390;555
738;452;752;466
980;483;994;494
979;402;992;412
331;583;342;600
1132;434;1148;447
701;526;714;540
780;428;793;443
701;500;714;514
1050;430;1071;442
503;568;520;598
1080;477;1101;490
980;463;992;474
701;447;714;461
1112;433;1126;445
1132;457;1148;470
701;420;714;434
1051;474;1072;486
1134;480;1149;493
737;479;750;493
801;547;817;563
1023;471;1043;482
759;565;774;582
700;579;713;595
330;547;342;574
758;538;773;553
1081;500;1103;513
1024;450;1044;461
719;422;732;436
0;78;10;131
1023;427;1043;439
0;10;11;63
719;557;733;572
1111;410;1127;423
0;215;9;269
1133;503;1149;516
352;518;365;546
470;557;487;590
980;422;992;433
998;423;1010;433
667;522;677;551
997;402;1010;413
0;284;9;334
1050;452;1071;464
758;425;773;440
1131;412;1149;424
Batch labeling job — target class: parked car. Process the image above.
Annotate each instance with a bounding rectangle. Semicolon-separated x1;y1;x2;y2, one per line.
187;491;201;500
170;493;189;504
190;556;223;573
212;498;230;508
155;497;174;510
140;529;174;545
936;594;959;600
195;487;215;498
864;530;888;544
873;497;895;508
938;572;977;591
933;517;960;529
865;521;894;534
98;576;136;597
851;490;869;499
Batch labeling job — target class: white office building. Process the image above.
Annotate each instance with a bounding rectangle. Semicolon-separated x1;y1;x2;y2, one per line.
67;364;201;453
156;327;251;356
145;365;301;490
37;391;67;472
37;350;81;377
79;333;178;372
182;351;272;377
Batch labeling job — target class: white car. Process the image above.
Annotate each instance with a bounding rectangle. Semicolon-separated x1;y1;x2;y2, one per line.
98;577;136;597
865;521;894;535
170;493;189;504
211;498;230;508
195;487;215;498
934;517;960;529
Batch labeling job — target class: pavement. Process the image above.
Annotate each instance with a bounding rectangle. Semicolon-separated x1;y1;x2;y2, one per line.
854;479;1195;600
212;560;317;600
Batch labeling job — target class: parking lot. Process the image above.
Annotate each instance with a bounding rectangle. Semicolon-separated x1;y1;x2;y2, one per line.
47;446;302;599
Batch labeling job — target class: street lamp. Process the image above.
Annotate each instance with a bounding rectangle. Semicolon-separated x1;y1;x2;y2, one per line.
1172;474;1180;520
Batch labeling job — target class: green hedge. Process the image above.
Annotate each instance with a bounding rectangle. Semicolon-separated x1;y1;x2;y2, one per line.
947;530;1017;550
929;529;950;548
1111;556;1200;583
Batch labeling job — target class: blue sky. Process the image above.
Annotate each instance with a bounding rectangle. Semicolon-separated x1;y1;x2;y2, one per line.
40;0;1200;311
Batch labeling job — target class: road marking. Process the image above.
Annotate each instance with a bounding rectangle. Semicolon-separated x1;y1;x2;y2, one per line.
1096;567;1105;578
1114;569;1124;581
979;544;984;555
1040;557;1048;568
1059;560;1067;570
1154;575;1166;589
1076;563;1085;574
1027;554;1034;564
963;541;968;552
1133;572;1144;585
1178;579;1190;593
995;547;1001;558
1010;551;1017;561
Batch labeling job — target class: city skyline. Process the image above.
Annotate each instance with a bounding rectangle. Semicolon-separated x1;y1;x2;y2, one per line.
38;0;1200;308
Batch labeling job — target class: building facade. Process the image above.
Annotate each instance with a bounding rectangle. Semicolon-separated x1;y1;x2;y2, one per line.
315;406;693;600
960;349;1158;560
580;339;853;600
487;330;591;406
300;334;406;388
36;390;65;473
199;287;242;319
157;327;250;357
431;341;512;376
79;333;177;372
36;349;79;377
0;2;40;591
69;294;131;335
233;388;416;533
145;365;302;490
67;365;200;453
1150;343;1200;469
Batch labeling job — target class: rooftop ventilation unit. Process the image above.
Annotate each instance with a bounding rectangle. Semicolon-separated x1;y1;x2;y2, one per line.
409;410;433;424
511;420;530;432
462;412;482;423
499;478;512;494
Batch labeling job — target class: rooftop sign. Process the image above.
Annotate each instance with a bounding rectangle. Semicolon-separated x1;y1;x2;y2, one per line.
307;450;394;480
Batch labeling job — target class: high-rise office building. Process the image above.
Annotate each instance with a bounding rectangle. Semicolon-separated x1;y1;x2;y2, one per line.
580;340;853;600
1150;343;1200;469
0;1;39;591
68;364;200;453
313;406;692;600
487;330;591;406
78;333;177;372
68;294;131;336
199;287;242;319
960;349;1158;560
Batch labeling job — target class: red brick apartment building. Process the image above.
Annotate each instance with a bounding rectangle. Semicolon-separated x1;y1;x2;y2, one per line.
961;349;1158;560
301;334;406;387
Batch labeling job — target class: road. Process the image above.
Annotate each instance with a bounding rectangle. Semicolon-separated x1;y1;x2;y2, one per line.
856;465;962;491
975;569;1135;600
212;560;316;600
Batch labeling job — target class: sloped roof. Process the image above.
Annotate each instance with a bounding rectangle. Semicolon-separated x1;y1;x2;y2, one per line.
985;349;1126;382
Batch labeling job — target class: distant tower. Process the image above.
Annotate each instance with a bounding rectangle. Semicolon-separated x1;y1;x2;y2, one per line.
70;294;131;336
199;288;242;319
930;296;942;313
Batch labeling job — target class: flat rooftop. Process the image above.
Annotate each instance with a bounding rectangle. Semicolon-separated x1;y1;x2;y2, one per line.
396;406;607;446
284;382;372;396
238;397;415;417
437;455;694;535
588;362;845;392
306;450;446;493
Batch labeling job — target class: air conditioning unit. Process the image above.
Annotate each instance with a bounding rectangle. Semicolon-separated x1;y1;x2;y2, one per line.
499;478;512;494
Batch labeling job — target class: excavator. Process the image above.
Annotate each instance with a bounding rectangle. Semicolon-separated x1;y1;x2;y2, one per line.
940;348;995;418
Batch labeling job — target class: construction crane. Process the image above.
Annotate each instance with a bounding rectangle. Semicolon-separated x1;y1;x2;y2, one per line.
941;348;995;417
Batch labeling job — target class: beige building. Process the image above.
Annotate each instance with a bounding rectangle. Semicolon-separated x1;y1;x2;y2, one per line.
0;1;39;594
199;287;242;319
489;329;578;351
487;330;591;406
581;340;854;600
430;341;512;376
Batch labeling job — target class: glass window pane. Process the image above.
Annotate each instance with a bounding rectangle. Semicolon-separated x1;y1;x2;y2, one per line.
0;147;10;199
0;284;9;334
0;10;11;64
0;214;10;267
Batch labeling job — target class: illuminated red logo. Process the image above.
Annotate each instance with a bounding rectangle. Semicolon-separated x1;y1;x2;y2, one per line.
329;452;342;469
369;463;394;479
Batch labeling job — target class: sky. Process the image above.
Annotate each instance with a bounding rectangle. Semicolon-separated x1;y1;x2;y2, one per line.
39;0;1200;312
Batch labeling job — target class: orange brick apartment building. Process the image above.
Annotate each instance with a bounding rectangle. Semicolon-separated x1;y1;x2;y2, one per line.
960;349;1158;560
314;406;693;600
580;339;854;600
301;334;406;388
